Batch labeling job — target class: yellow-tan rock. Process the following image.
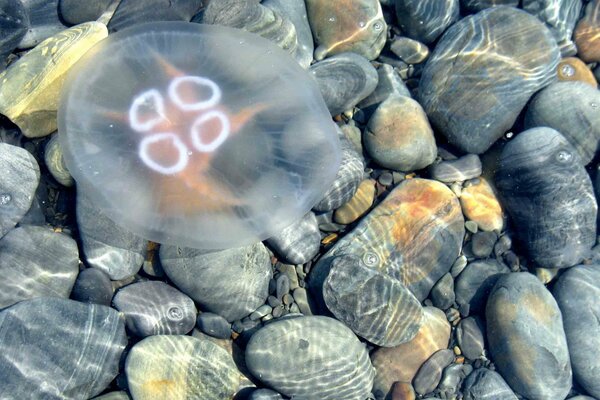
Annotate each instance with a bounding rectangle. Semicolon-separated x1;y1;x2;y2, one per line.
557;57;598;87
460;178;503;232
0;22;108;137
575;0;600;63
334;179;376;224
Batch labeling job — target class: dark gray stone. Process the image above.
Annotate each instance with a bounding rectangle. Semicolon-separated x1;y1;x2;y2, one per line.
70;267;113;306
58;0;112;24
107;0;203;31
196;312;231;339
486;272;572;400
439;364;473;398
462;368;518;400
160;242;272;322
470;231;497;259
0;225;78;309
394;0;460;44
18;0;67;48
0;143;40;237
0;297;126;399
413;349;455;395
77;192;146;280
0;0;29;63
430;273;455;310
429;154;482;183
456;317;486;360
455;260;509;316
266;212;320;264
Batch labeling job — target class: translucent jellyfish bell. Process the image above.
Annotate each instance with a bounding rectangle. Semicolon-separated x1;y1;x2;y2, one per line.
59;22;341;249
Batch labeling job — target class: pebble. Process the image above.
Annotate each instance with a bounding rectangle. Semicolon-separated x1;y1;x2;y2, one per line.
455;260;510;316
250;304;273;321
430;273;455;310
371;307;451;398
460;178;503;232
313;135;365;212
125;335;240;400
390;36;429;64
0;143;40;237
160;242;272;322
266;212;320;264
292;287;314;315
310;52;379;116
486;272;572;400
306;0;386;60
461;0;519;12
429;154;482;183
196;312;231;340
456;317;486;360
249;388;284;400
77;192;146;280
470;230;497;259
57;0;112;24
43;134;74;186
358;63;411;117
323;254;424;346
275;274;290;299
0;21;107;137
0;0;28;64
245;316;375;399
557;57;598;86
70;267;113;306
378;171;394;187
496;128;597;269
522;0;582;55
364;95;437;171
462;368;518;400
334;179;376;224
574;0;600;62
419;6;560;154
390;382;416;400
0;225;78;309
395;0;460;44
339;121;364;153
525;81;600;165
439;363;473;397
312;179;464;307
277;263;300;291
18;0;67;49
413;349;455;395
450;255;468;278
553;264;600;398
113;281;197;337
0;297;126;399
106;0;202;31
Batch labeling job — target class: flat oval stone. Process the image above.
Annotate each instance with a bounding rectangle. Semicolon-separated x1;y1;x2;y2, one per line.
0;297;126;399
306;0;386;60
522;0;582;55
390;37;430;64
574;0;600;62
486;272;572;400
430;273;455;310
0;21;108;137
323;254;424;347
462;368;518;400
44;133;74;186
364;95;437;172
419;7;560;154
0;225;78;309
113;280;197;337
495;128;597;269
70;267;113;306
0;143;40;237
125;335;240;400
77;192;146;280
371;307;450;398
429;154;482;183
266;212;320;264
413;349;455;395
460;178;503;232
455;260;510;316
557;57;598;86
245;316;374;399
525;81;600;165
553;264;600;398
310;52;379;116
333;179;375;224
395;0;460;44
196;312;231;339
456;316;486;360
160;242;272;322
0;0;29;63
311;178;464;303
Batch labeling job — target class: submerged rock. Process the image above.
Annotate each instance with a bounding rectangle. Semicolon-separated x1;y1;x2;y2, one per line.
395;0;460;44
574;0;600;62
522;0;582;55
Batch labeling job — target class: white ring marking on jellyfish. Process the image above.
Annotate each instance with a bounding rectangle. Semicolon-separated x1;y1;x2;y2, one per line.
190;110;231;153
138;132;189;175
168;75;222;111
129;89;166;132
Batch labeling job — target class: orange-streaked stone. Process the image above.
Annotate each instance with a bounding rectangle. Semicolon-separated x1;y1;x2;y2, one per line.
460;178;504;232
334;179;376;224
557;57;598;87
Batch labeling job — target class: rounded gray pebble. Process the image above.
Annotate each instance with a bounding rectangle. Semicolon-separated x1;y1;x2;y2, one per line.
457;317;486;360
430;273;455;310
455;260;510;316
470;231;497;259
430;154;482;183
196;312;231;339
413;349;455;395
462;368;518;400
70;267;113;306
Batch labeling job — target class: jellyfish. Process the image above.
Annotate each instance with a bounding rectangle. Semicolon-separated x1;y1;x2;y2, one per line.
59;22;341;249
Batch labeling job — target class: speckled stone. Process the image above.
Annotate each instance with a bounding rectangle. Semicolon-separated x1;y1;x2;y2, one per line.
70;267;113;306
429;154;482;183
160;242;272;322
553;264;600;398
455;260;510;316
246;316;375;399
395;0;460;44
0;225;78;309
0;21;108;137
267;212;320;264
525;82;600;165
126;335;240;400
0;0;29;63
460;178;503;232
333;179;376;224
522;0;582;55
371;307;451;398
486;272;572;400
306;0;386;60
358;63;411;117
419;7;560;154
557;57;598;86
575;0;600;62
0;143;40;237
365;95;437;171
77;192;146;280
456;317;486;360
310;52;379;116
0;297;126;399
462;368;518;400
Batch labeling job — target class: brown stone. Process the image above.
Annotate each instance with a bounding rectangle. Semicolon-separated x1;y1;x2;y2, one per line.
557;57;598;87
459;178;503;232
391;381;416;400
334;179;376;224
575;0;600;63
